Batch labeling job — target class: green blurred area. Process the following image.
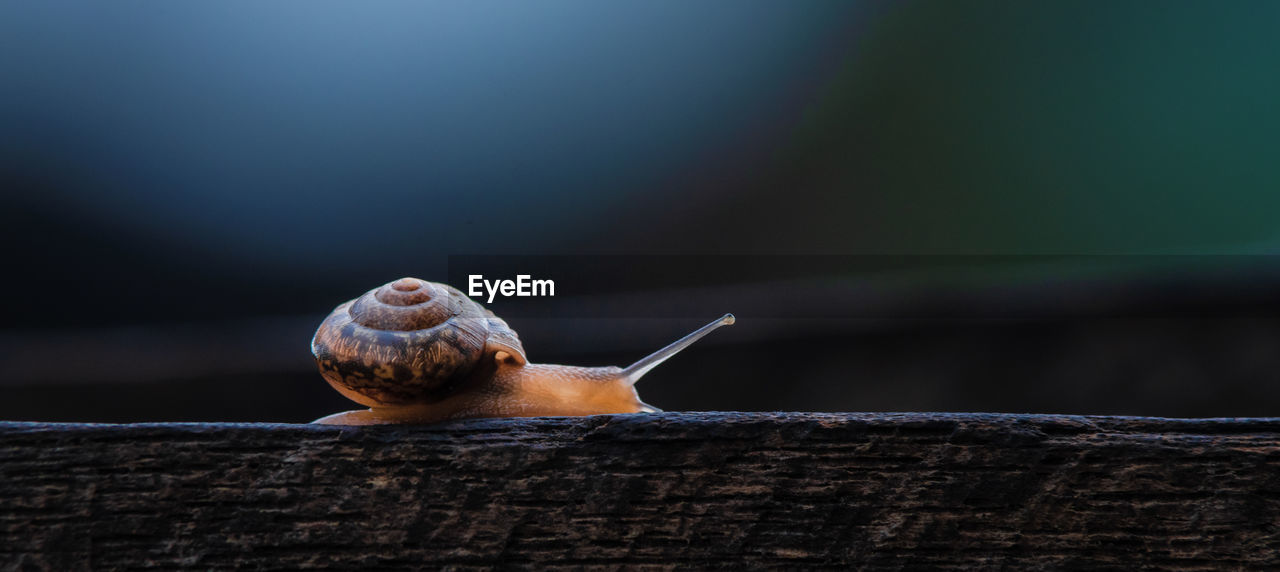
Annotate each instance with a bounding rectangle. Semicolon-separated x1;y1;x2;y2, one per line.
846;1;1280;253
649;1;1280;256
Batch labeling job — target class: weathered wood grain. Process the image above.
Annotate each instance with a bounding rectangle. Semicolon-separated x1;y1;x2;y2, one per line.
1;412;1278;570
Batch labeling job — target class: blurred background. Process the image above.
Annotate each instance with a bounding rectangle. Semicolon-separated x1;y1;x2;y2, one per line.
2;0;1279;422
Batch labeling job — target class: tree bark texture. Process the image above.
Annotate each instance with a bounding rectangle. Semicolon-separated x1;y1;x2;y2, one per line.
1;412;1278;570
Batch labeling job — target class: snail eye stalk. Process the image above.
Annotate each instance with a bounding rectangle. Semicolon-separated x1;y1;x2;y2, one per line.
621;314;735;386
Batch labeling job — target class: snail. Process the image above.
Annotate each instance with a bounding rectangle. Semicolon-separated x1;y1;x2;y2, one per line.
310;277;734;425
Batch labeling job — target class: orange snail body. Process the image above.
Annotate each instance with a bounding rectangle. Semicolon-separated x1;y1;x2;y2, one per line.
310;277;733;425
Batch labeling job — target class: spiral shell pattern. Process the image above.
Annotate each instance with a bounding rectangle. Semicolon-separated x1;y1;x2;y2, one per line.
311;278;526;406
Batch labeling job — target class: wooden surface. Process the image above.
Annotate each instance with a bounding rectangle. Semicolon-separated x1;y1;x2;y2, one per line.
1;412;1278;570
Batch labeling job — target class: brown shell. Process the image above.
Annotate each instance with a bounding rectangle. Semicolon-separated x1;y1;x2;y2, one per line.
311;277;526;407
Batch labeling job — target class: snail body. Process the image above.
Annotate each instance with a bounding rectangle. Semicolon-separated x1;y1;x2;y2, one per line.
311;277;733;425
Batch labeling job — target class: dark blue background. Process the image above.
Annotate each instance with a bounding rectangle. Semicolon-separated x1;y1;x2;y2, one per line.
3;1;1279;421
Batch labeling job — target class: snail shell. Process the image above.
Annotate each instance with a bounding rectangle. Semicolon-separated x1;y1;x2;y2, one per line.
311;277;526;407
